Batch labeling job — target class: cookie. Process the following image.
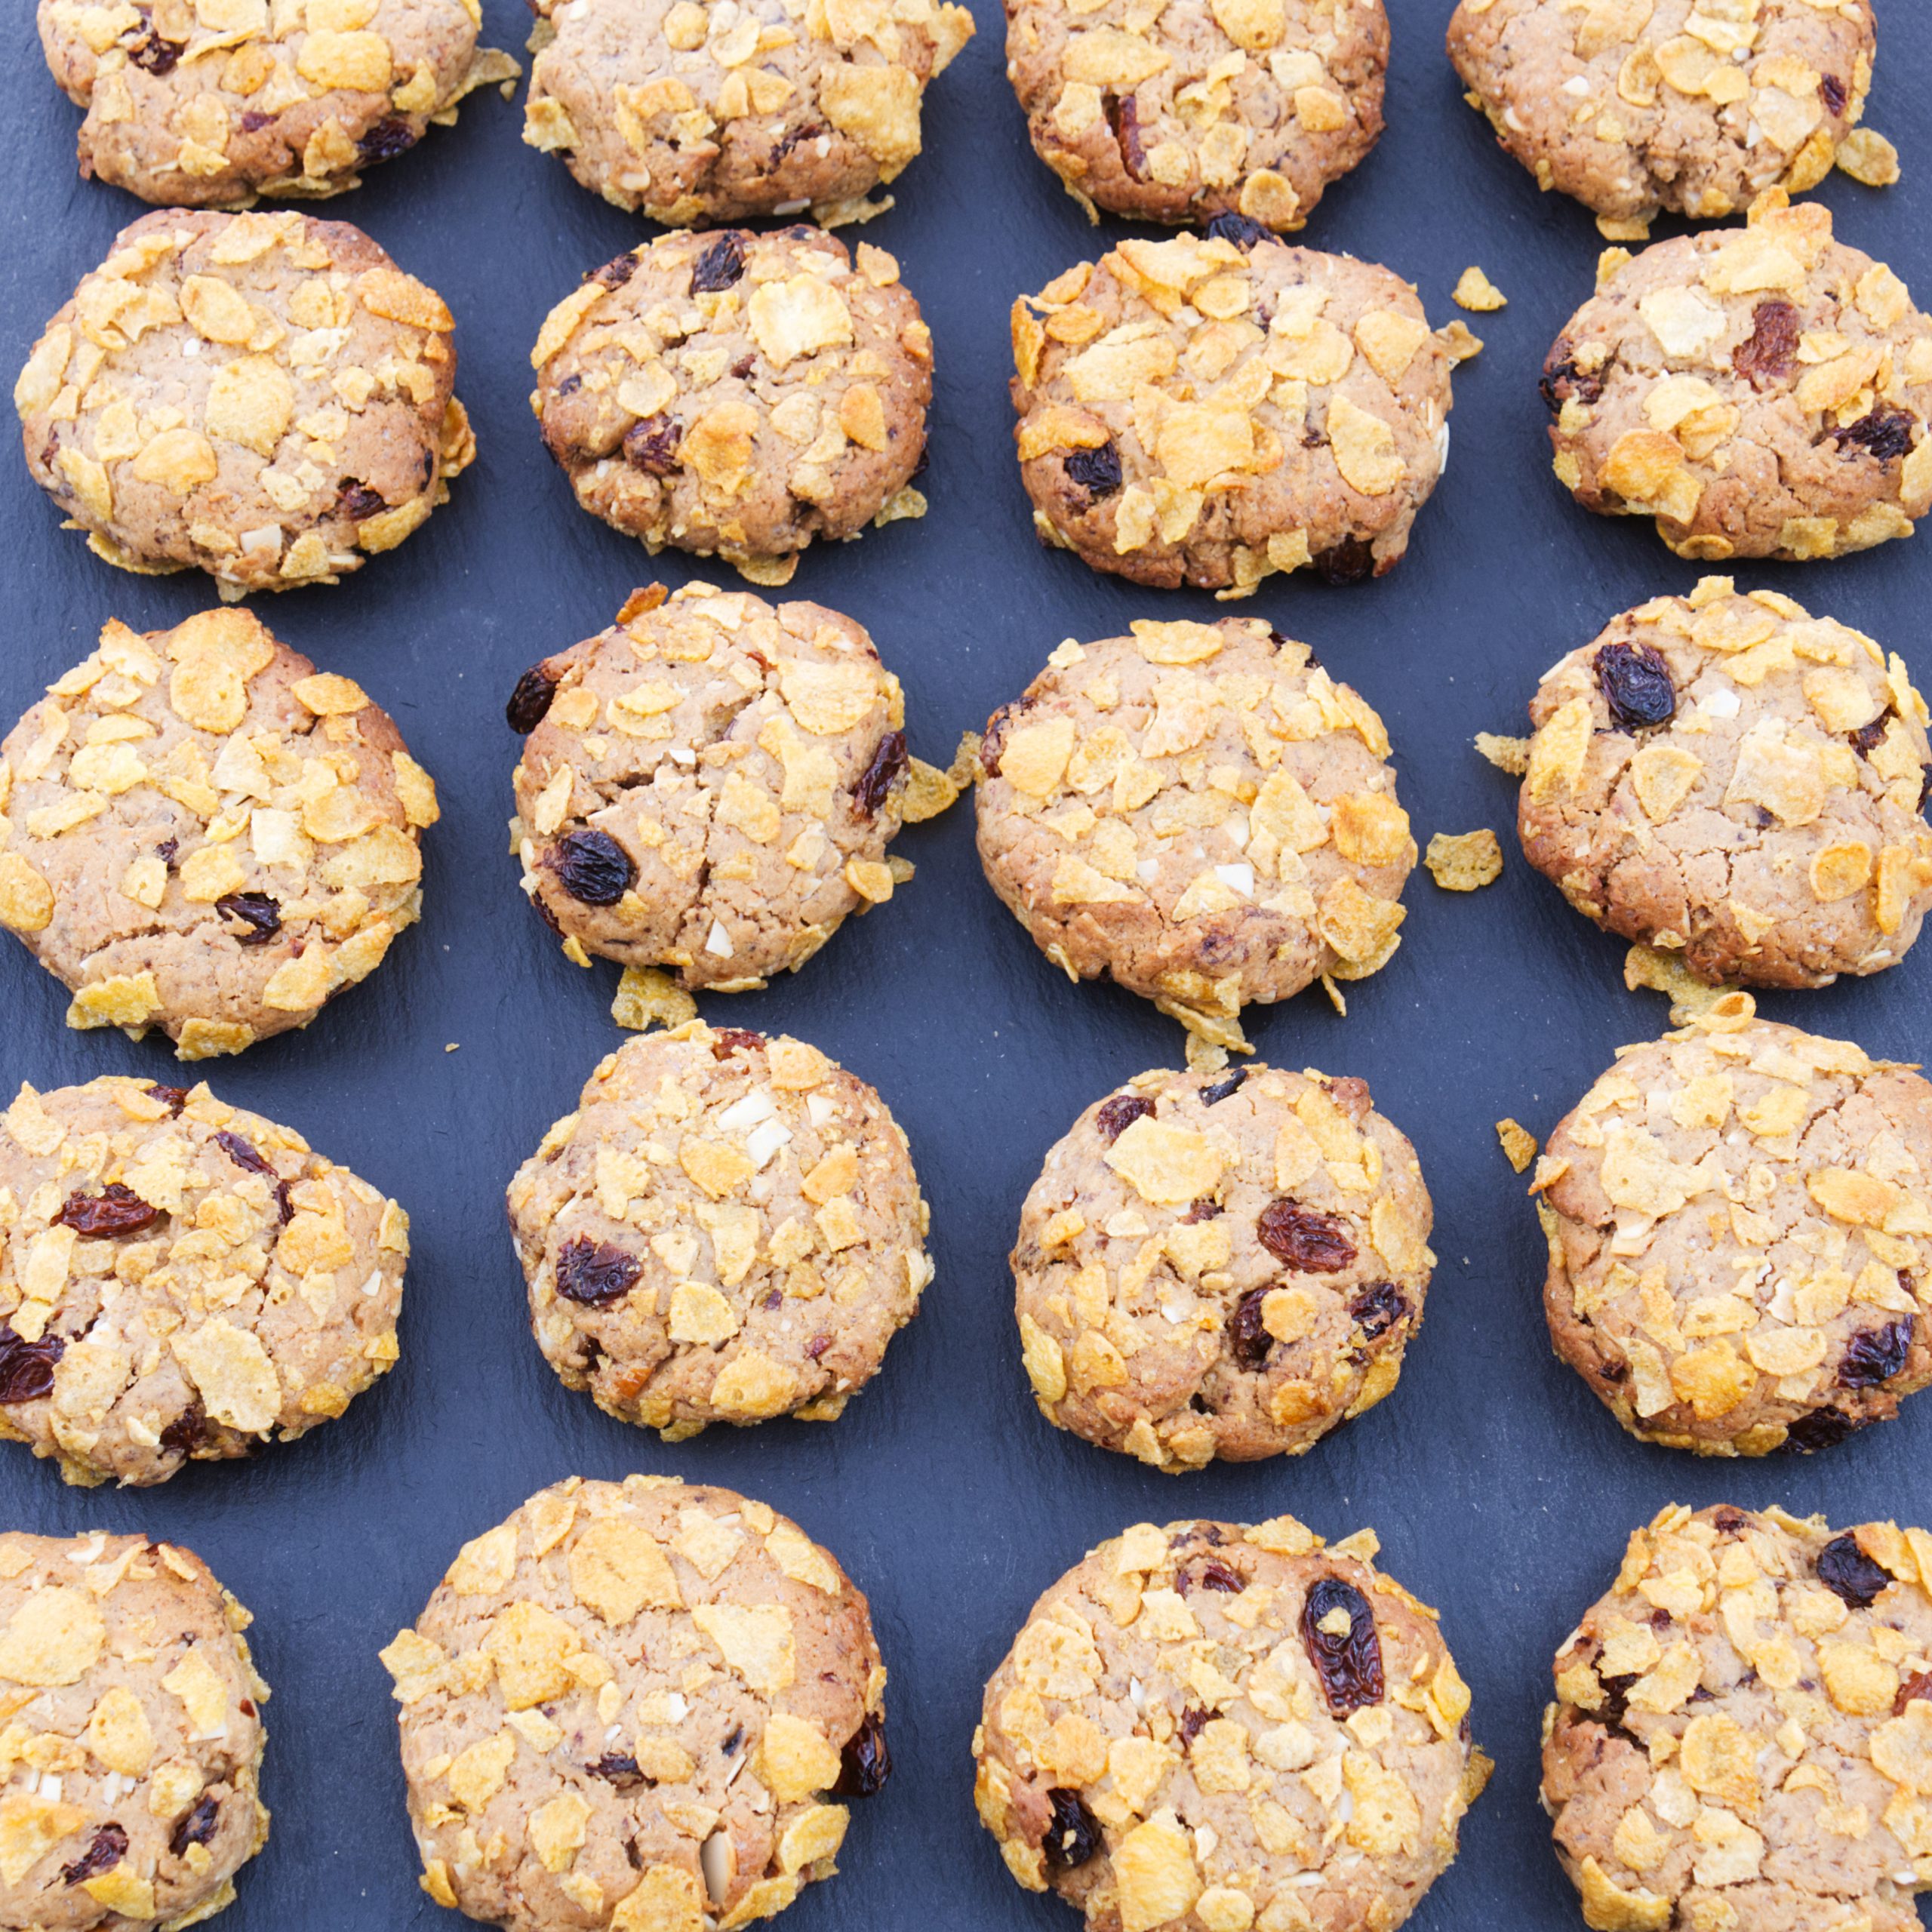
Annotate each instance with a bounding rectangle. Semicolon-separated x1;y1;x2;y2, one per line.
530;227;929;585
0;608;438;1059
974;620;1414;1043
384;1474;888;1932
0;1529;269;1930
1012;1063;1434;1472
508;582;909;989
14;208;472;595
38;0;517;206
1006;0;1388;232
973;1514;1487;1932
1535;1010;1932;1457
1518;577;1932;989
507;1020;929;1438
1543;194;1932;563
1448;0;1877;231
524;0;974;225
1544;1502;1932;1932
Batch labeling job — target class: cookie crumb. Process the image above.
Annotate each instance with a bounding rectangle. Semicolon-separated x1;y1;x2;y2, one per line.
1623;943;1752;1028
1425;830;1503;891
1494;1118;1537;1173
445;1043;460;1053
1319;974;1346;1016
611;966;698;1034
1453;266;1507;312
1837;128;1900;188
1475;732;1531;775
1595;214;1651;242
1438;319;1484;363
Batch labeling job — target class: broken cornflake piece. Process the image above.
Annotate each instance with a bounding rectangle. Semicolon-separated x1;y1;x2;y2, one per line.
1453;266;1507;312
901;731;983;823
1475;732;1531;775
1425;829;1503;891
1836;129;1900;189
1438;319;1484;362
611;966;698;1034
1623;943;1752;1028
1595;214;1651;243
1495;1118;1537;1173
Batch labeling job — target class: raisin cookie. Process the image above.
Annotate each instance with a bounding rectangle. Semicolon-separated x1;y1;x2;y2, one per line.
0;609;438;1058
973;1514;1487;1932
1519;578;1932;989
531;227;929;586
975;620;1414;1046
14;208;472;595
1536;1010;1932;1457
508;1022;930;1438
1544;194;1932;563
38;0;517;206
1014;225;1454;594
509;583;909;990
1448;0;1877;232
0;1075;408;1487
385;1475;888;1932
0;1529;269;1930
524;0;973;224
1005;0;1388;231
1545;1503;1932;1932
1013;1063;1434;1472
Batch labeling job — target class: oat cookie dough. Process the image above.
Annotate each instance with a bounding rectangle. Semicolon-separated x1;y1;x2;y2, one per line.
974;1514;1487;1932
1005;0;1388;232
0;1529;269;1930
1013;226;1454;595
976;620;1414;1044
15;208;472;595
1447;0;1878;231
38;0;517;207
1518;578;1932;989
509;582;909;989
531;227;929;584
1013;1063;1435;1473
508;1021;929;1438
0;1075;408;1487
1545;1502;1932;1932
0;609;438;1058
524;0;974;225
1543;194;1932;563
386;1475;888;1932
1536;1011;1932;1457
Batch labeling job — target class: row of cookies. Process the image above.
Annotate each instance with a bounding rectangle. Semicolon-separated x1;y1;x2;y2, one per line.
4;1493;1927;1932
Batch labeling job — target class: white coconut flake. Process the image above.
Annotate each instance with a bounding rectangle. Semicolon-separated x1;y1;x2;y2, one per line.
717;1088;776;1133
1216;863;1255;897
746;1119;792;1169
704;919;734;957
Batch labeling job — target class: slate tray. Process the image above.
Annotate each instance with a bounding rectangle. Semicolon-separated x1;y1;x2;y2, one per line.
4;4;1932;1927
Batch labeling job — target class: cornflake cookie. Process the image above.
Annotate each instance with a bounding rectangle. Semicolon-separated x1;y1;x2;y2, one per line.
1535;1010;1932;1457
1518;578;1932;989
0;608;437;1058
1013;226;1454;594
1004;0;1387;232
14;208;470;595
0;1530;269;1930
38;0;517;206
1448;0;1878;232
507;1022;929;1438
386;1475;888;1932
509;583;909;989
975;621;1415;1044
1013;1063;1434;1473
524;0;973;224
0;1075;408;1487
1544;1502;1932;1932
531;226;929;585
973;1515;1488;1932
1543;193;1932;563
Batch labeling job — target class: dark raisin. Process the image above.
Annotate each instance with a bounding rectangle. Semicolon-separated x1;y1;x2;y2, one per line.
1041;1788;1102;1869
55;1183;160;1237
1921;767;1932;816
623;415;684;476
1201;1069;1247;1106
721;1727;743;1755
1205;211;1270;250
160;1405;208;1456
146;1084;189;1115
61;1823;128;1885
1348;1283;1408;1343
709;1029;764;1060
1300;1575;1384;1715
1196;1561;1243;1592
215;1131;275;1179
1817;1532;1893;1608
589;1752;645;1788
1821;73;1848;115
805;1334;833;1360
544;829;635;906
1594;639;1676;731
980;701;1021;777
1257;1201;1356;1272
1540;341;1604;414
1094;1094;1154;1143
1227;1288;1272;1371
1839;1314;1915;1388
1711;1507;1749;1533
335;480;386;518
1850;708;1895;757
156;838;179;867
506;666;560;733
852;731;908;818
771;120;826;165
0;1327;64;1404
1103;91;1146;179
356;117;420;165
169;1795;219;1857
1063;441;1122;503
590;253;638;292
691;233;749;294
1312;536;1376;585
215;892;282;946
1895;1669;1932;1715
1832;405;1918;464
239;109;274;131
1595;1672;1638;1737
1732;299;1801;389
1783;1406;1862;1453
1179;1198;1222;1224
128;16;184;73
833;1712;891;1795
554;1238;641;1306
